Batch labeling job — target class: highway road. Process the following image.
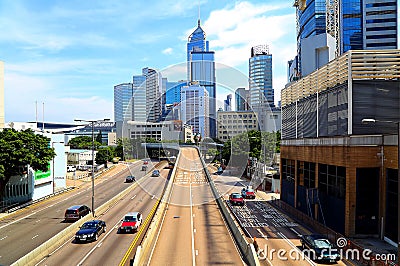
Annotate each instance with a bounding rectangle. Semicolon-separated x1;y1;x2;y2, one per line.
37;163;171;266
0;160;154;265
148;147;245;266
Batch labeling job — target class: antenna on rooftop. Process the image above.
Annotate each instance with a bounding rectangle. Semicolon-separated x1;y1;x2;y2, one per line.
198;0;201;24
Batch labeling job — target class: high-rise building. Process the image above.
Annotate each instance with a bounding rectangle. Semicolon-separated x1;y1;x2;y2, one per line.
0;61;4;128
114;83;133;122
294;0;398;78
187;20;216;138
180;84;209;138
235;88;249;111
249;45;274;110
165;80;186;105
132;75;147;122
143;67;163;122
224;94;232;111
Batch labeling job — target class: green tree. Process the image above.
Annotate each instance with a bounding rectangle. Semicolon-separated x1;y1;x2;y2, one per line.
95;147;112;167
68;136;101;150
0;129;56;197
96;131;103;144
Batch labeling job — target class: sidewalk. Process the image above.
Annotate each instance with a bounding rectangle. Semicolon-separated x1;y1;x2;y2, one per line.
255;189;280;201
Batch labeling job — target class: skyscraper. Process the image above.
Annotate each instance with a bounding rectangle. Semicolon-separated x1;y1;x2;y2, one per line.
114;83;133;122
249;45;274;110
132;75;147;122
180;84;209;138
235;88;249;111
187;20;216;138
143;67;163;122
294;0;398;78
224;94;232;111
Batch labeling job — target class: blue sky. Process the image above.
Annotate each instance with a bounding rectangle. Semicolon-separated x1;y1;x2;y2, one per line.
1;1;297;123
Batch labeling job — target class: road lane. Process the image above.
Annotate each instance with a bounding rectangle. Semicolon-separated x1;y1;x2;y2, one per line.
149;147;244;266
36;165;170;266
0;161;152;265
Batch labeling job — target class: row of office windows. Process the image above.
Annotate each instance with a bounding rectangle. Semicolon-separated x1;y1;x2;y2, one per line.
282;159;346;199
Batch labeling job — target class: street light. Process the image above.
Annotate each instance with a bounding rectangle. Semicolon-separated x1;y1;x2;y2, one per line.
74;118;110;217
362;118;400;261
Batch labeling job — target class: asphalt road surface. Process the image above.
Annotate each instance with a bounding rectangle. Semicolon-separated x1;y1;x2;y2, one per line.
0;160;153;265
37;163;171;266
148;147;245;266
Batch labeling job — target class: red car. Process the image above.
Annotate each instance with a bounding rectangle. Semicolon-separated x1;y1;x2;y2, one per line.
241;187;256;199
229;193;245;206
118;212;142;233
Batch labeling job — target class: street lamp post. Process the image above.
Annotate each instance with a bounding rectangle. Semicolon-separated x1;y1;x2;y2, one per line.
74;118;110;217
362;118;400;261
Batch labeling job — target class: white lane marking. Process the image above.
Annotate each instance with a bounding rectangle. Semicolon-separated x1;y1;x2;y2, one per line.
190;182;196;266
195;250;198;256
290;227;302;237
0;236;8;241
131;195;137;200
77;218;123;266
256;228;268;240
36;220;41;223
151;195;155;200
194;229;196;234
32;235;39;239
277;232;317;265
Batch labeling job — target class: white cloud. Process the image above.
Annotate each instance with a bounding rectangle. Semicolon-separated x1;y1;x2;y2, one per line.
199;1;297;103
162;48;173;55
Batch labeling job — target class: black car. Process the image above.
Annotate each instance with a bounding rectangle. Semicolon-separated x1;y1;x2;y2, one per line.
300;234;341;262
65;205;91;222
75;220;106;242
151;170;160;177
126;175;135;182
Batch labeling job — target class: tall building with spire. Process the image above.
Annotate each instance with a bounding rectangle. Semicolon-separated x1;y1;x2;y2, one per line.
187;20;216;138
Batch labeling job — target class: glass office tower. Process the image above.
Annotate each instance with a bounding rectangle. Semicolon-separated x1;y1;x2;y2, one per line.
249;45;274;110
187;20;216;138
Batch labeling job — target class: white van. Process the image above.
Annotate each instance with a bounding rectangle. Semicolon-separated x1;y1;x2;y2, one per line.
67;165;76;172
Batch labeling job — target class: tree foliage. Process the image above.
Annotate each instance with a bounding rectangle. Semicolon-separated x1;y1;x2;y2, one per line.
95;147;112;167
0;128;56;197
68;136;102;150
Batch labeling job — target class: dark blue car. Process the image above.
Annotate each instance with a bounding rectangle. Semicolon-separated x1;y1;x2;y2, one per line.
75;220;106;243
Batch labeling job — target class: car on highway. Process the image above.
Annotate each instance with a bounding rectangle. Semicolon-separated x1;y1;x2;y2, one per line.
300;234;341;262
229;193;244;206
64;205;91;222
75;220;106;243
151;169;160;177
141;165;148;171
126;175;135;182
241;187;256;199
118;212;142;233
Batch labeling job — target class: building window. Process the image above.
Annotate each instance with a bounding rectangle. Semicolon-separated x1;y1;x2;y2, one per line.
318;164;346;199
